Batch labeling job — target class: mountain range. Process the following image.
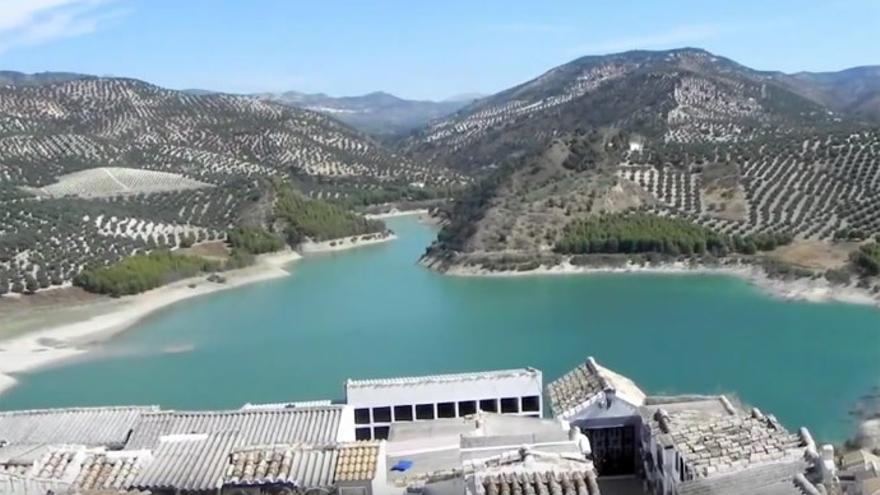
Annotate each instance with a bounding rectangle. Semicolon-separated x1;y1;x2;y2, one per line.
0;76;463;291
253;90;481;138
410;49;880;276
1;48;880;291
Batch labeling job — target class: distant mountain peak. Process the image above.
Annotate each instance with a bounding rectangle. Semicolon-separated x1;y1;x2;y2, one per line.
255;90;473;137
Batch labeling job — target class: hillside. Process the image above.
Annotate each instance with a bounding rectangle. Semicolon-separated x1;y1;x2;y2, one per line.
0;77;460;293
0;71;91;87
416;49;880;283
257;90;476;138
777;66;880;123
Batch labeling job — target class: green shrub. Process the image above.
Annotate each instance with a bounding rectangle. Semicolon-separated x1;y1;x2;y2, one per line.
74;251;220;296
555;213;790;257
274;185;385;244
851;243;880;276
227;227;284;254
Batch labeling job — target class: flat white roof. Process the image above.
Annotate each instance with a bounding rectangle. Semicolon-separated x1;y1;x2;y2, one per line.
346;368;543;409
346;368;540;390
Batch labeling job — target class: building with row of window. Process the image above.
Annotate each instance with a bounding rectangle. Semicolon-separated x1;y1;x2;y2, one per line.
0;359;849;495
345;368;543;441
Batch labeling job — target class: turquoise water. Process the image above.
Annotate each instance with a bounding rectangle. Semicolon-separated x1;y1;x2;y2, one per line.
1;216;878;442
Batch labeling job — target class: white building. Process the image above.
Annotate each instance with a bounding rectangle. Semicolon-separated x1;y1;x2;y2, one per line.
345;368;543;440
546;357;646;475
381;412;597;495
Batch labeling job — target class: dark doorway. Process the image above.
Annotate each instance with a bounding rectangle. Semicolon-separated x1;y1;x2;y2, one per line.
586;425;636;476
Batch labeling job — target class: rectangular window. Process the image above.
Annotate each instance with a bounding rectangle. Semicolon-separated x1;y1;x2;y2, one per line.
437;402;456;418
457;400;477;416
355;427;372;440
372;406;391;423
393;405;413;421
521;396;540;412
354;408;371;425
416;403;435;420
373;426;390;440
479;399;498;413
500;397;519;413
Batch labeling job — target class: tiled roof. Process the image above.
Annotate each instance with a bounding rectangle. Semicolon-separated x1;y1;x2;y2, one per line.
677;462;813;495
0;463;30;476
479;471;600;495
648;407;806;478
224;444;335;487
31;447;78;479
547;357;646;418
842;449;880;472
346;368;540;389
72;451;150;491
0;406;157;448
133;431;239;492
469;449;600;495
335;442;380;482
24;446;151;491
222;441;380;488
124;405;345;449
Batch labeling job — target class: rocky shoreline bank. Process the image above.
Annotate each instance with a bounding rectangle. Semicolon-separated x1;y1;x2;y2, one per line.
420;251;880;308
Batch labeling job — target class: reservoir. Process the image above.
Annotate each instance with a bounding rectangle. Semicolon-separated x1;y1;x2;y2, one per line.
1;215;878;443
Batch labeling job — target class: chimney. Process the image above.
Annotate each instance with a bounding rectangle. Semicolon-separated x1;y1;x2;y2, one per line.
655;409;671;434
604;387;616;408
819;444;837;482
474;417;485;436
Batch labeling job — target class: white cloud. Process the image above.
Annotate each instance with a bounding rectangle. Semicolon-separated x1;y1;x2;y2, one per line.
575;24;732;55
0;0;128;54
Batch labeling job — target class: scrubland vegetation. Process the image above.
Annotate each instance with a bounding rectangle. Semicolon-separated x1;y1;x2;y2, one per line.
73;251;220;297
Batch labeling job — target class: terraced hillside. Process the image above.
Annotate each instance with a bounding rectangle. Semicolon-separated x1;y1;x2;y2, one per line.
417;49;880;277
0;77;461;293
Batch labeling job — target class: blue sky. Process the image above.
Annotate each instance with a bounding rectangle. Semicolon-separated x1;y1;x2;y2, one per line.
0;0;877;100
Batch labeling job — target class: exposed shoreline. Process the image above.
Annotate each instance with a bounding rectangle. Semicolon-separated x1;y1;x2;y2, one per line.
0;249;303;396
0;229;406;396
299;231;397;253
425;256;880;308
364;208;430;220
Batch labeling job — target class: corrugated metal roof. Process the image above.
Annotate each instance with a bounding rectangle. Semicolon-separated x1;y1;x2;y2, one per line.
0;444;53;466
241;400;333;410
346;368;540;389
0;406;157;449
124;406;344;450
133;432;239;492
0;472;71;494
